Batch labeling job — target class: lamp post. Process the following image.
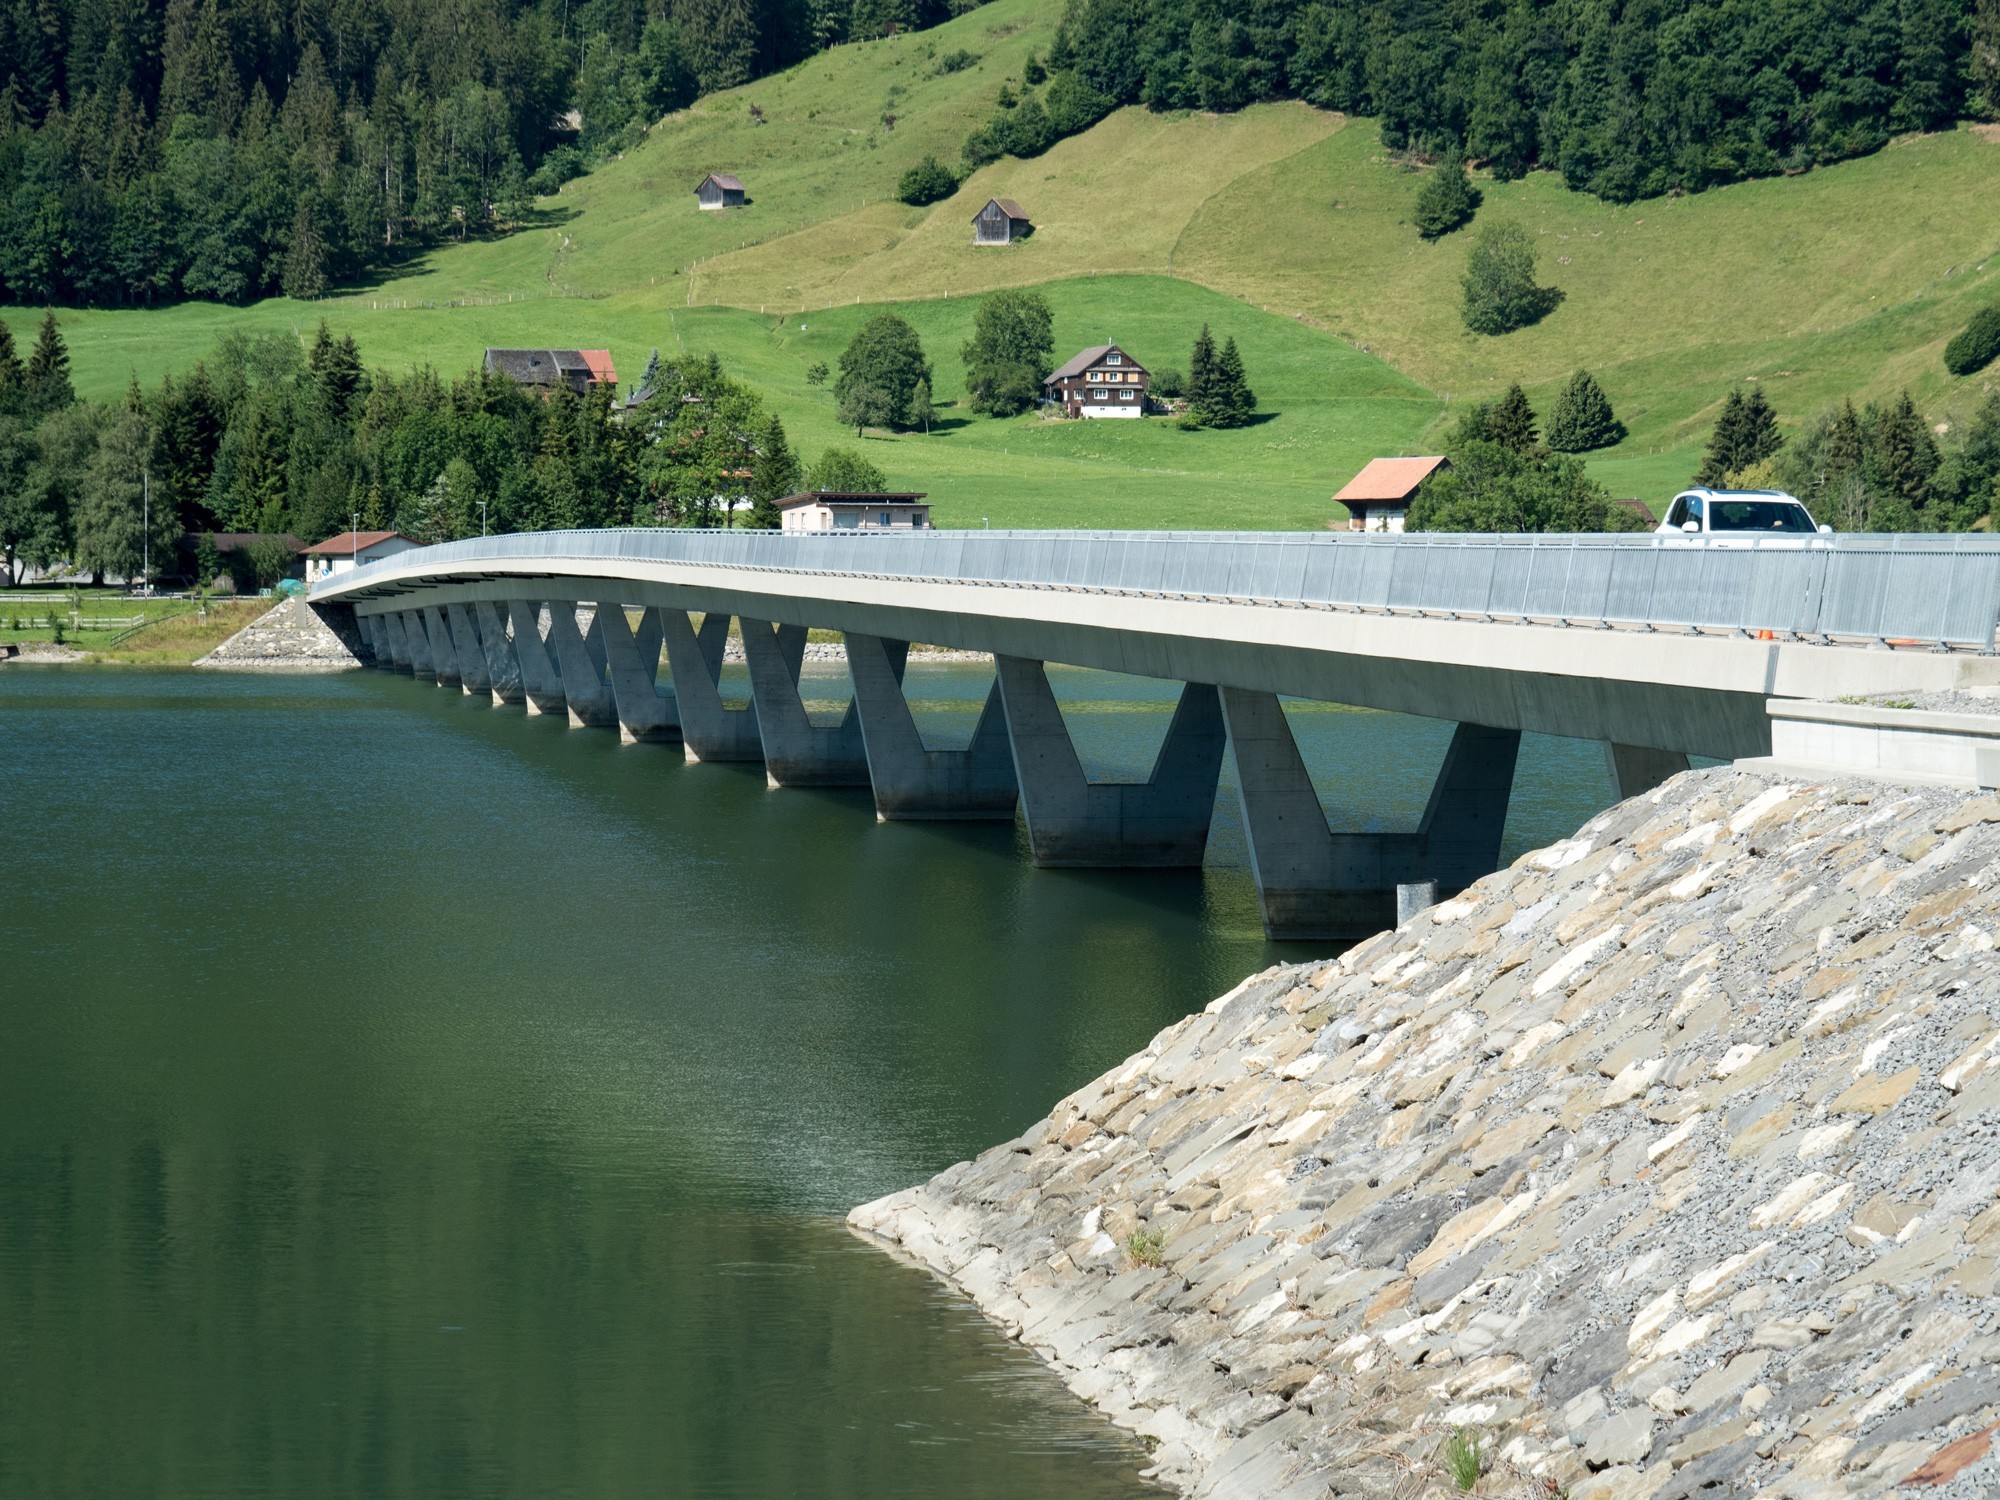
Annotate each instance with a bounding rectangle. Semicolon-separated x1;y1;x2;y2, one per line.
481;498;488;537
350;510;359;584
141;471;150;595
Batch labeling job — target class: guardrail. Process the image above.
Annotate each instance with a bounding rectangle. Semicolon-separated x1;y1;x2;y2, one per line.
312;529;2000;651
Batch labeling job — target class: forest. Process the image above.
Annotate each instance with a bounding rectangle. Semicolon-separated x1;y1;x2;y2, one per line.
0;0;986;307
973;0;1998;200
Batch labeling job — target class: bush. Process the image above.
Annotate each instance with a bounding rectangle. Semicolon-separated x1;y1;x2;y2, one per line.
1460;222;1564;335
932;48;978;75
1152;368;1184;398
1044;70;1114;135
808;447;887;492
1412;147;1480;240
897;154;959;206
1945;308;2000;377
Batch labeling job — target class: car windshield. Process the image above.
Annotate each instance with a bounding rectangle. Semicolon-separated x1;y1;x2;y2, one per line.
1708;501;1817;533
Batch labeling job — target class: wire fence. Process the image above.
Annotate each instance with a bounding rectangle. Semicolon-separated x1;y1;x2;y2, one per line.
313;528;2000;651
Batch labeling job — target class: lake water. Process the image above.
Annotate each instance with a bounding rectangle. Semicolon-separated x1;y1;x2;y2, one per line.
0;664;1624;1498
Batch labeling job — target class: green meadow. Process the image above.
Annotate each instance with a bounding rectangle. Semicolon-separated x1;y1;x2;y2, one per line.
9;0;2000;527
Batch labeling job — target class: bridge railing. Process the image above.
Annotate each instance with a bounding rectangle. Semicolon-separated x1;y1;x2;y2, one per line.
315;529;2000;650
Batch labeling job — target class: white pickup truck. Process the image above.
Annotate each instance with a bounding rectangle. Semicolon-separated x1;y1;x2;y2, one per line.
1656;486;1831;536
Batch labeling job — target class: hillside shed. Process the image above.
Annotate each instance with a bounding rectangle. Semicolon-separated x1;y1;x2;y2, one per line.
972;198;1032;245
1332;456;1451;533
1043;344;1150;419
696;173;746;209
483;349;617;396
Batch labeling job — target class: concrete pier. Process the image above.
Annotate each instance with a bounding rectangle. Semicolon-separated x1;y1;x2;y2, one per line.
380;611;412;671
401;609;434;677
547;603;617;729
598;604;681;744
996;656;1227;867
741;618;872;788
443;604;488;694
507;601;568;717
847;634;1017;821
1605;741;1692;799
1220;690;1521;939
659;610;763;763
474;602;524;705
420;607;461;688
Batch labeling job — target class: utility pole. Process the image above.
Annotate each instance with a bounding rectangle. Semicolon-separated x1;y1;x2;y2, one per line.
481;498;488;537
351;509;359;583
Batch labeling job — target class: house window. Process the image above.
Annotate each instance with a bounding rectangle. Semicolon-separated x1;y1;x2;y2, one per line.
1086;371;1100;382
1107;352;1122;365
880;511;891;526
1093;389;1108;400
1119;389;1135;401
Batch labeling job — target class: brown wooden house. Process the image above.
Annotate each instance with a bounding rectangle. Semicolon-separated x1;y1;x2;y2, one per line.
1043;344;1149;419
972;197;1032;245
484;348;618;396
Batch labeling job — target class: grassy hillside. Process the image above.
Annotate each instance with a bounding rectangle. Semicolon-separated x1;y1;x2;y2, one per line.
8;0;2000;525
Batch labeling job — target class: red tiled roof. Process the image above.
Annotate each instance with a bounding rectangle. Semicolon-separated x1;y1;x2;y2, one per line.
302;530;410;556
1332;456;1451;504
579;349;617;382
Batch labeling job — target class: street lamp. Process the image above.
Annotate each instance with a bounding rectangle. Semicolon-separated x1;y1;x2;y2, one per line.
141;471;150;595
481;498;488;537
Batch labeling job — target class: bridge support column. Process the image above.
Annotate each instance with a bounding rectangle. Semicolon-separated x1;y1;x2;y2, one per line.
659;611;763;763
401;610;434;678
420;607;461;688
740;618;871;787
1221;688;1519;941
379;612;412;671
446;603;490;694
507;602;568;716
598;604;680;743
1605;742;1690;800
995;656;1225;866
475;602;524;706
847;634;1017;821
547;603;617;729
359;614;390;667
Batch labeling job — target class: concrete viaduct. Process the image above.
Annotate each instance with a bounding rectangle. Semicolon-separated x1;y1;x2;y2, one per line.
309;528;2000;940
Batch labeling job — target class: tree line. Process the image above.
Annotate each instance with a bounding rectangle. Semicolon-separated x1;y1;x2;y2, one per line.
0;320;894;584
952;0;1992;203
0;0;989;308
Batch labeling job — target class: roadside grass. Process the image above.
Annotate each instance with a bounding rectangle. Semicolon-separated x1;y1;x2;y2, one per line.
8;0;2000;524
0;596;272;663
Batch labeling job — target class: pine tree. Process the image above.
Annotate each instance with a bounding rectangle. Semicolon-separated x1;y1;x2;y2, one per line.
307;322;365;421
1867;389;1939;504
1195;336;1257;428
1695;390;1746;485
0;319;22;409
1737;389;1783;473
1826;399;1865;479
1185;324;1217;413
746;413;799;528
1412;145;1481;240
1543;370;1623;452
22;311;73;416
281;198;329;300
1487;384;1539;453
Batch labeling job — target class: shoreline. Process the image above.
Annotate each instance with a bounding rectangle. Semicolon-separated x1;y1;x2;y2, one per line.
853;766;2000;1498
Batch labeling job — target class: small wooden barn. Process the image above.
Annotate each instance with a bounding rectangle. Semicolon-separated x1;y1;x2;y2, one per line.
972;197;1032;245
695;173;746;210
1332;456;1451;533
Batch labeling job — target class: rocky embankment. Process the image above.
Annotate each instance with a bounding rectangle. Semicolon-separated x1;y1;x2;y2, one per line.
196;597;367;669
853;768;2000;1499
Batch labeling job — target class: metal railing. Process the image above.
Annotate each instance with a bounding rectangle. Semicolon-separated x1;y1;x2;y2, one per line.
313;529;2000;650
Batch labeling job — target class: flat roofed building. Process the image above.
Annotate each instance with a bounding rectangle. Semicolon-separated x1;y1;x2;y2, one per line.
778;491;931;532
483;348;617;396
302;530;421;581
696;173;746;209
1043;343;1149;419
1332;456;1451;533
972;197;1032;244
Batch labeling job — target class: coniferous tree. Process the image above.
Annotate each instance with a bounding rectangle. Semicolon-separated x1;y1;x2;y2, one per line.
1193;336;1256;428
1695;388;1783;485
281;199;329;300
1736;389;1784;475
22;312;73;417
1867;390;1939;506
1826;399;1865;480
0;321;22;410
1543;370;1623;452
1486;384;1538;453
1185;324;1217;413
1412;145;1481;240
746;413;799;527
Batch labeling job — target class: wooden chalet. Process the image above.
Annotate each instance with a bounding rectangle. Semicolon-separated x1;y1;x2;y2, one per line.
1332;456;1451;533
483;348;617;396
972;197;1032;245
696;173;746;209
1043;344;1149;419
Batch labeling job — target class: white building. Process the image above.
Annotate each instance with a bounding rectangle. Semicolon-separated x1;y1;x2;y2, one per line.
302;530;422;582
778;492;931;532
